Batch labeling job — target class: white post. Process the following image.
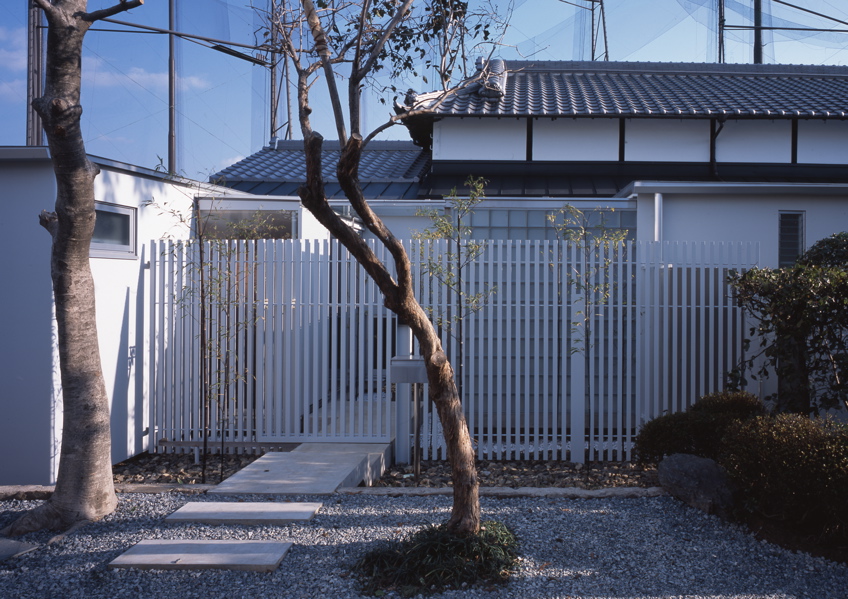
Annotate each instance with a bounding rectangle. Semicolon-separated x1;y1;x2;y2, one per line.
569;290;587;464
394;324;413;463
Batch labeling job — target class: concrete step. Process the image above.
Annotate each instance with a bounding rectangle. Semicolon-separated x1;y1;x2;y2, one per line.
165;501;322;525
209;443;390;495
108;539;292;572
0;538;38;562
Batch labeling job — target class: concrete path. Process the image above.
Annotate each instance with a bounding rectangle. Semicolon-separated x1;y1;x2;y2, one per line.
108;540;292;572
110;443;390;571
209;443;391;495
165;501;322;525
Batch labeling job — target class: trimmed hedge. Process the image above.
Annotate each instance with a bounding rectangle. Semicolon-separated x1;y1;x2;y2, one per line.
634;391;764;463
721;414;848;542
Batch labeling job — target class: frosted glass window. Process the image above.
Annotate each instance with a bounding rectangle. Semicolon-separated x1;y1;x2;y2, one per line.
91;203;136;258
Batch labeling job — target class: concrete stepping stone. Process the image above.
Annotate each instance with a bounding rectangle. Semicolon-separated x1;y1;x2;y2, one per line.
210;443;389;495
0;538;38;562
108;539;292;572
165;502;322;525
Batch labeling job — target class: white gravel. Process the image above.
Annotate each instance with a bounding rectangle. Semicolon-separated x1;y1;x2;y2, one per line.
1;492;846;599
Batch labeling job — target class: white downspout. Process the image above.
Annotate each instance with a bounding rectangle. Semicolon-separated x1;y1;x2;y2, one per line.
653;192;663;242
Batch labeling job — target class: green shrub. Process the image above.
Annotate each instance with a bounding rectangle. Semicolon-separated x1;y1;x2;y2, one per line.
356;521;518;597
634;390;765;463
688;390;765;419
721;414;848;542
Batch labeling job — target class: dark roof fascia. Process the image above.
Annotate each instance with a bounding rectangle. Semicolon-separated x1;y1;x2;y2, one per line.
619;180;848;198
509;60;848;77
0;146;51;161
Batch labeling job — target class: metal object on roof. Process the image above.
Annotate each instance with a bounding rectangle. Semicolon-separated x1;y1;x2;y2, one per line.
211;140;431;200
411;60;848;119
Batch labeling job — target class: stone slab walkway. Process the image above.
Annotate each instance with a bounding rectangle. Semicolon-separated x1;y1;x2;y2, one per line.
165;501;322;525
209;443;390;495
108;539;292;572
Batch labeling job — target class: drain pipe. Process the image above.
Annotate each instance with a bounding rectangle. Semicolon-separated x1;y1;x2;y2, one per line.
653;193;663;242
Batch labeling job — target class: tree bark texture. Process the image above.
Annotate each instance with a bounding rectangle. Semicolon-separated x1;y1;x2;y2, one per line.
3;0;142;536
298;132;480;534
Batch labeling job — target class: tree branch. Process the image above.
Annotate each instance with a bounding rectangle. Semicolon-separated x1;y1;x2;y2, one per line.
297;133;400;301
80;0;144;23
337;134;413;293
39;210;59;240
31;0;54;14
358;0;415;79
301;0;347;147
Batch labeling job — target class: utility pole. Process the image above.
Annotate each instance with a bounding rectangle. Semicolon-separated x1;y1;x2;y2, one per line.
753;0;763;64
168;0;177;173
26;4;43;146
270;13;278;142
718;0;725;63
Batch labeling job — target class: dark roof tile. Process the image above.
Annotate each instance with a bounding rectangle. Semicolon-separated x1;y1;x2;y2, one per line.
422;61;848;119
212;140;430;200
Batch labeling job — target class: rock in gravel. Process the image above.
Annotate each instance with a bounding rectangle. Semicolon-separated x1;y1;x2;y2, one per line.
658;453;735;519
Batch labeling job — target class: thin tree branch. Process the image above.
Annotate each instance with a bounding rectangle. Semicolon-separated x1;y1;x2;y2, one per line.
80;0;144;23
358;0;415;79
301;0;347;147
31;0;53;14
337;134;413;292
298;132;399;299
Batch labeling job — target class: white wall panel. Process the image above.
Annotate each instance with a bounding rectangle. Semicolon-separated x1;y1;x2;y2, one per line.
625;119;710;162
434;118;526;161
533;118;619;161
798;119;848;164
636;191;848;268
717;120;791;163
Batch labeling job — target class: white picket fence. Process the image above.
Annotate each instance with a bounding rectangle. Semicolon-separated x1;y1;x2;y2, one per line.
148;239;759;462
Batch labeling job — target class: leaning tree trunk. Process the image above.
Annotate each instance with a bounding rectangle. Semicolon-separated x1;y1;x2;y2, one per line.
297;133;480;534
2;0;141;536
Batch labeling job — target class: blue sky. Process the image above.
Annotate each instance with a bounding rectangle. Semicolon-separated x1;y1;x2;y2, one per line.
2;0;847;181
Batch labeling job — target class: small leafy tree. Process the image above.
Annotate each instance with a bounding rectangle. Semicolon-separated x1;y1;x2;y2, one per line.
728;232;848;414
548;206;628;356
414;176;496;393
162;204;290;482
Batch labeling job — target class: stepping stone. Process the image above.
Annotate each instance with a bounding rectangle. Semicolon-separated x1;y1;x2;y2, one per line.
165;502;322;525
209;444;390;495
0;538;38;562
108;539;292;572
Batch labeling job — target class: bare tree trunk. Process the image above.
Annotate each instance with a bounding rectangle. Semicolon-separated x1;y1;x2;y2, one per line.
298;133;480;534
2;0;143;536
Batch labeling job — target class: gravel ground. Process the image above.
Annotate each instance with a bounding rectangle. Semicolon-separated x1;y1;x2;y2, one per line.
2;492;846;599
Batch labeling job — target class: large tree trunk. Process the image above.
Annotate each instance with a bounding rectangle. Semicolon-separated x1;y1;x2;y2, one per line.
2;0;142;536
298;133;480;534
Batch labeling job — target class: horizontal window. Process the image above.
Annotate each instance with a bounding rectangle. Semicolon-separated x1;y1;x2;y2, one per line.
91;202;136;259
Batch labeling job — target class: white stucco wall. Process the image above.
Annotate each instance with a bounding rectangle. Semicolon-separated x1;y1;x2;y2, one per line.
89;164;195;473
797;119;848;164
433;118;526;161
625;119;710;162
634;184;848;268
533;118;619;161
0;149;199;485
716;120;791;163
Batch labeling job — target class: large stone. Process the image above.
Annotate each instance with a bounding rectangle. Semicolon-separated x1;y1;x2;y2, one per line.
657;453;735;519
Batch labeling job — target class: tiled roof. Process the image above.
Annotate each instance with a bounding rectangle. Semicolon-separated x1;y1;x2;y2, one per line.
418;61;848;118
213;140;430;197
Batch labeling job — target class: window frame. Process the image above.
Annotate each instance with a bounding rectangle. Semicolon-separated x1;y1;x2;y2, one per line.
778;210;805;268
90;201;137;259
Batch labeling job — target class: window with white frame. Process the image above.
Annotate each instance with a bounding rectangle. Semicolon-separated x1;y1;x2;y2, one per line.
469;208;636;241
778;211;804;267
90;202;136;258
